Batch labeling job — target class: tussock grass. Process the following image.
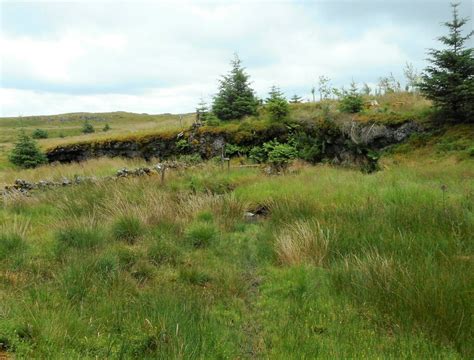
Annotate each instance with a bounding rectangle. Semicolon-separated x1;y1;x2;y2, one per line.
112;216;144;244
276;220;331;266
185;222;218;248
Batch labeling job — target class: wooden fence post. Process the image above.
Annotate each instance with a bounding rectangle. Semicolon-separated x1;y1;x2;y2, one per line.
161;166;166;184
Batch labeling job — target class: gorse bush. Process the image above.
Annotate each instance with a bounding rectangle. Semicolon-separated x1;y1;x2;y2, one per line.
8;131;48;168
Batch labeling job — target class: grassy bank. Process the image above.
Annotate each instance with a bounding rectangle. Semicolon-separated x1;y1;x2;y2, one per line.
0;149;472;358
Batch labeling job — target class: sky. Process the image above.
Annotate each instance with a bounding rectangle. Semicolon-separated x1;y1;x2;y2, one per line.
0;0;472;117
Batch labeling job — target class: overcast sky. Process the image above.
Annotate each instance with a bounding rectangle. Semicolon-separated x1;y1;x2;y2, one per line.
0;0;472;117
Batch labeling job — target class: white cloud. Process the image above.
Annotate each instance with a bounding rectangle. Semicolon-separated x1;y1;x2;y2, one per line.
0;1;441;116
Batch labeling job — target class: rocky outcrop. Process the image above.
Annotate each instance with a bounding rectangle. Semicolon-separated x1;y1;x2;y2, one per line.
46;120;423;167
341;120;422;149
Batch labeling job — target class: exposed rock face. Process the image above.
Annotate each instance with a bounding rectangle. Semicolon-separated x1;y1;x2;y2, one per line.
46;120;422;166
341;120;422;149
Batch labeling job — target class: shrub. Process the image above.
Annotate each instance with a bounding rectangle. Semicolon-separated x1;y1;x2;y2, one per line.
177;154;202;165
31;128;48;139
292;132;324;163
175;139;190;152
265;141;298;171
185;223;217;248
467;146;474;157
8;131;48;168
249;146;267;163
102;123;111;132
112;216;144;244
225;143;245;157
82;121;95;134
276;220;330;266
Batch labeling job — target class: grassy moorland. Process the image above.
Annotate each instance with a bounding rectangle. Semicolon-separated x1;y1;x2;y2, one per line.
0;95;473;358
0;112;195;171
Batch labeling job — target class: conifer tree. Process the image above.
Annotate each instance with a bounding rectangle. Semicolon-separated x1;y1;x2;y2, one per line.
212;54;258;121
196;97;209;123
339;81;364;113
266;85;289;121
419;2;473;122
290;94;302;103
9;130;48;168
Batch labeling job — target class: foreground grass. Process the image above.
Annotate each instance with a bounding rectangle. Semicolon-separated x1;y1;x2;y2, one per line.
0;153;472;358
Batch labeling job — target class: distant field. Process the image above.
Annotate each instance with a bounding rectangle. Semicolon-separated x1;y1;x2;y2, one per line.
0;111;195;170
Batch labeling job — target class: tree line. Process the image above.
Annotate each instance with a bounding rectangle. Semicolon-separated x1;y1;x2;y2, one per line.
199;2;473;123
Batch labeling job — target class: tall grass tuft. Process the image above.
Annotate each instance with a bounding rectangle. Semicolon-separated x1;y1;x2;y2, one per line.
112;216;144;244
55;226;103;254
276;220;331;266
184;223;218;248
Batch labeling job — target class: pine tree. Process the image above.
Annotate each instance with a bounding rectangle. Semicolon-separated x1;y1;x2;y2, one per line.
339;81;364;113
212;54;258;121
419;2;474;122
290;94;302;103
266;86;289;122
196;97;209;123
9;130;48;168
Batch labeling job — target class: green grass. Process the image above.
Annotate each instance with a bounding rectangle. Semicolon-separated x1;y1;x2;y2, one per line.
0;99;472;358
0;145;472;358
